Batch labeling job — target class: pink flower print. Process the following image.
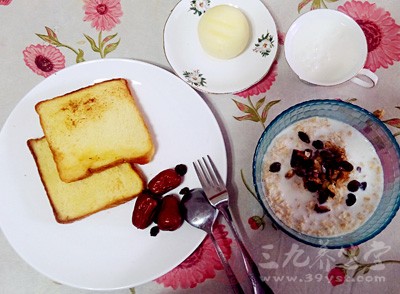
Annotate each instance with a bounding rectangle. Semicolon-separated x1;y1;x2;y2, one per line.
155;224;232;289
235;61;278;98
338;0;400;72
248;216;265;230
343;245;360;258
278;32;286;46
0;0;12;5
23;44;66;78
83;0;123;31
328;267;347;286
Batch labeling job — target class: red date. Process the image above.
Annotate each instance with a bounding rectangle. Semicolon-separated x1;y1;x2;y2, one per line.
156;194;183;231
148;164;187;195
132;190;160;229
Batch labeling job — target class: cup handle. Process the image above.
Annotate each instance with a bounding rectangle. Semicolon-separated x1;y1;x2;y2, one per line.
350;68;378;88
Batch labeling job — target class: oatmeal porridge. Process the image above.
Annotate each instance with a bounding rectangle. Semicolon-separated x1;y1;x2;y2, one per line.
262;117;383;237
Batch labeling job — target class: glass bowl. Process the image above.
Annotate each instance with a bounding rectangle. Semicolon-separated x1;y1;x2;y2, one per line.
252;99;400;248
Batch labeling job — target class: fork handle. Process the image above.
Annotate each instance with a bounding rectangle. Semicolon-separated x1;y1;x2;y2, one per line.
209;232;245;294
217;204;274;294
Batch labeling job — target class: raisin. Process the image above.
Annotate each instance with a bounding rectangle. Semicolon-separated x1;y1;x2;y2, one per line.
319;149;334;160
179;187;190;195
294;168;306;177
298;131;311;143
346;193;357;206
317;191;329;204
325;160;339;169
338;161;354;172
269;162;281;172
175;164;188;176
327;189;335;198
324;166;334;179
303;158;314;169
305;181;320;192
312;140;324;149
360;182;367;190
347;180;360;192
318;188;335;204
150;226;160;237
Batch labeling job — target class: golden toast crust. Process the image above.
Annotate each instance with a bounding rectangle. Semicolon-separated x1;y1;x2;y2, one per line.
35;78;154;183
27;137;144;223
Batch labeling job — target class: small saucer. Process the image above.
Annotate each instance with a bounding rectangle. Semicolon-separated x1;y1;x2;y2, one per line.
163;0;278;94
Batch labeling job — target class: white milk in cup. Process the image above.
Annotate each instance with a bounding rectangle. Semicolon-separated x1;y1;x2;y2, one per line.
285;9;378;88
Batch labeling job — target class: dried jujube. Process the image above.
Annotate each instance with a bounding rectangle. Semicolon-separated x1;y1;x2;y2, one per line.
338;161;354;172
148;164;187;195
156;194;183;231
132;190;160;229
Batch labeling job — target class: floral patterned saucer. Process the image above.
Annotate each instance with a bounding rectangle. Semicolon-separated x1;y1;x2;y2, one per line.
163;0;278;94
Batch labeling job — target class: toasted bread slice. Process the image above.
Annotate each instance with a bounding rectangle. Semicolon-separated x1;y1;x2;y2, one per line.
35;78;154;183
28;137;144;223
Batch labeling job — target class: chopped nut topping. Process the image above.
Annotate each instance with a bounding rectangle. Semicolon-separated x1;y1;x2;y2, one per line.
314;204;330;213
288;140;352;205
285;169;295;179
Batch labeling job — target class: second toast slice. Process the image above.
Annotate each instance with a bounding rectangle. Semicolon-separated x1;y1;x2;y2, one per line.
28;137;144;223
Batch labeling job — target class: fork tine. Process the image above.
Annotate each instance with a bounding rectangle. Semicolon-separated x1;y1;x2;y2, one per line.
194;156;226;195
206;155;225;187
202;156;219;188
193;161;208;188
199;158;212;185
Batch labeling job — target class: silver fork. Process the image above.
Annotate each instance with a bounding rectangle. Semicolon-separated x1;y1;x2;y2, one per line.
193;155;274;294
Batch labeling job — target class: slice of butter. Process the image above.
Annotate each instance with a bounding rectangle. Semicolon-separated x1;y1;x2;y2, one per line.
198;5;250;59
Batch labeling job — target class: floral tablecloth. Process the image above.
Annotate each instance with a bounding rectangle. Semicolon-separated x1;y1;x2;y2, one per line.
1;0;399;293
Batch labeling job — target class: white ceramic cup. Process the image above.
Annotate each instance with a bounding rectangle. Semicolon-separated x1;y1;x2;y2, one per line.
285;9;378;88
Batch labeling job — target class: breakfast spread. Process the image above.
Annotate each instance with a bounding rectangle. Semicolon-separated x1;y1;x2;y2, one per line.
35;78;154;183
3;1;400;291
198;5;250;59
262;117;383;237
28;78;154;223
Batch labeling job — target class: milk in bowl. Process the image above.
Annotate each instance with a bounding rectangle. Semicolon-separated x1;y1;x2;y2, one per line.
285;9;369;86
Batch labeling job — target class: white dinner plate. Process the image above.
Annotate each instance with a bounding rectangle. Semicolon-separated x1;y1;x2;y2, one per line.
163;0;278;94
0;59;227;290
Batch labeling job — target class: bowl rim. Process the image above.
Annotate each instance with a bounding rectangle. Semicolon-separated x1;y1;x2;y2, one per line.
252;99;400;248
